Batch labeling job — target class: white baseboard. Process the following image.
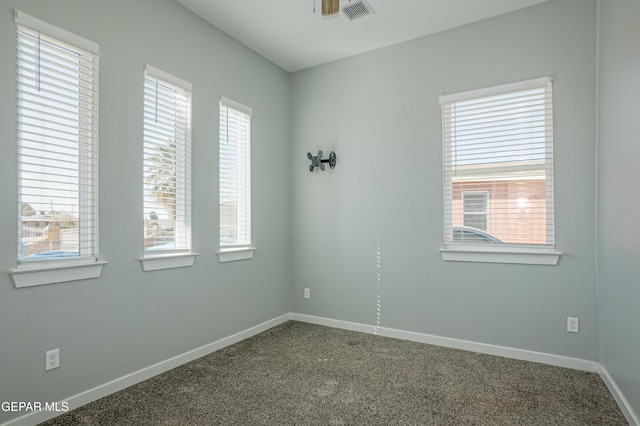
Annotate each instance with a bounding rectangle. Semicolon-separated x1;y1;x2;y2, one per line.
290;313;377;335
2;313;291;426
598;364;640;426
291;313;599;372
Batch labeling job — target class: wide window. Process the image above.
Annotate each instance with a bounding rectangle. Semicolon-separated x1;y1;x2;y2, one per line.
441;77;559;264
143;66;192;253
16;12;99;265
219;98;252;254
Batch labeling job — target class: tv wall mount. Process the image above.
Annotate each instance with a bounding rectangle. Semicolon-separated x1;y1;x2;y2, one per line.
307;150;337;172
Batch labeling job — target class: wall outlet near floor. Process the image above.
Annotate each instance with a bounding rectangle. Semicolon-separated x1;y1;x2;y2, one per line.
567;317;579;333
45;348;60;371
303;288;310;299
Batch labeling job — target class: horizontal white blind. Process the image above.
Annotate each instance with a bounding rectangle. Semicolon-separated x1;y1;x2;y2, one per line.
143;67;192;252
15;10;99;55
16;21;99;263
219;98;252;248
442;79;554;247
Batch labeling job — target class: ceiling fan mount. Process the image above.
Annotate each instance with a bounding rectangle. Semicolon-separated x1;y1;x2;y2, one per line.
322;0;340;16
317;0;374;20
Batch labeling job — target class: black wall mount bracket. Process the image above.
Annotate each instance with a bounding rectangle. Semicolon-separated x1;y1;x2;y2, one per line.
307;150;337;172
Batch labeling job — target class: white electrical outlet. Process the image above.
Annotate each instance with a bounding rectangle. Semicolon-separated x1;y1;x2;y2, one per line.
567;317;579;333
45;348;60;371
303;288;310;299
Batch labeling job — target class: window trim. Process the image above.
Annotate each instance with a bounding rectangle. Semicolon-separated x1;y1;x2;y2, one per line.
14;10;99;55
139;253;199;272
141;64;194;270
440;77;561;265
440;247;561;265
218;96;256;261
12;11;104;287
439;76;552;105
217;247;257;263
10;261;108;288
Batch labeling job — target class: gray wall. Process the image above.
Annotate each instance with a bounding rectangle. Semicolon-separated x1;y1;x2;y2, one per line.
0;1;291;423
291;0;599;359
3;0;639;423
597;0;640;417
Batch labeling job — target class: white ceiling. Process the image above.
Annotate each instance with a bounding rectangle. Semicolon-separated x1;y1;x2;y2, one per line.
175;0;551;73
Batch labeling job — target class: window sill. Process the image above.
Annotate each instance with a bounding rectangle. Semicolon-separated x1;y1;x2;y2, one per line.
217;247;257;263
140;252;199;271
440;246;561;265
9;260;108;288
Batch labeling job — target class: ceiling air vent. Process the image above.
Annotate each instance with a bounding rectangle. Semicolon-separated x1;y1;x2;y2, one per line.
342;0;374;21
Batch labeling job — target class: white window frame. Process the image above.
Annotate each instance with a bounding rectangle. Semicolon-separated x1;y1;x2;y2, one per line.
10;11;106;288
440;77;561;265
140;65;198;271
218;97;256;262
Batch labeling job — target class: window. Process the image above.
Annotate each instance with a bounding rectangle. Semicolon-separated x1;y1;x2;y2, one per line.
219;97;254;261
462;192;489;231
16;12;99;265
143;65;192;256
440;77;560;265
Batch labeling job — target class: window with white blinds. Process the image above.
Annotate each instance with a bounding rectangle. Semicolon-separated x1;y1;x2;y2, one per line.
219;97;252;249
143;66;192;252
16;12;99;264
441;77;554;249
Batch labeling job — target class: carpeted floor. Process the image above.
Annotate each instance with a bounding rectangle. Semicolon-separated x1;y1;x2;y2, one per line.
40;321;627;425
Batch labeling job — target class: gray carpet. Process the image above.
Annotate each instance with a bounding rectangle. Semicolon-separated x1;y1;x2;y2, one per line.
40;321;627;425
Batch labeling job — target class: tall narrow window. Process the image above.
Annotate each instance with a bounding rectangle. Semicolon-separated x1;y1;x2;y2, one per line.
143;66;192;253
219;98;252;250
16;12;99;264
441;77;555;255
